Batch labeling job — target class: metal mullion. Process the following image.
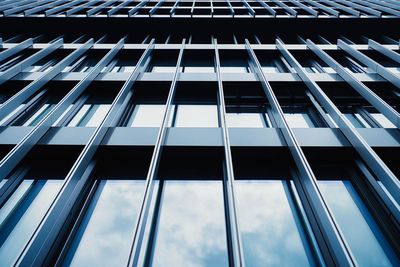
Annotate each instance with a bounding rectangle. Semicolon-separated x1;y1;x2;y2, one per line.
335;0;381;17
240;0;255;17
0;37;63;86
0;0;33;12
245;39;354;267
302;0;339;17
0;166;29;208
372;0;400;10
169;0;181;16
277;39;400;222
309;40;400;128
0;38;33;62
288;0;318;17
18;39;155;267
44;0;85;16
226;0;234;16
24;0;67;16
65;0;101;16
0;39;94;121
319;0;360;16
107;0;134;17
270;0;297;17
149;0;165;16
353;0;400;16
3;0;53;16
255;0;276;16
381;0;400;8
128;0;149;17
190;0;195;17
337;39;400;89
86;0;118;16
127;39;186;267
214;39;245;267
0;38;126;184
1;89;48;126
368;39;400;64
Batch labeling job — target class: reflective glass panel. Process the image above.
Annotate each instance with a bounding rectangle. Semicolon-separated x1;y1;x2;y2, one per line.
129;104;166;127
68;104;111;127
64;180;145;267
150;181;229;267
371;114;396;128
284;113;315;128
0;180;63;267
235;180;316;267
318;180;399;267
226;113;267;128
174;105;218;127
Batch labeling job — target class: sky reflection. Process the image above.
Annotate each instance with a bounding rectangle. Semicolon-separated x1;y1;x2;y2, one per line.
150;181;229;267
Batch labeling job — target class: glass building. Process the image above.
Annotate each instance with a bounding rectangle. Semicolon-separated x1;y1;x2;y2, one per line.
0;0;399;266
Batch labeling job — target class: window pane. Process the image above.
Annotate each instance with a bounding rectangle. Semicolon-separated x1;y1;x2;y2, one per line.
226;113;266;128
129;104;166;127
235;180;316;267
318;181;399;267
174;105;218;127
68;104;111;127
0;180;63;266
150;181;229;267
64;180;145;267
23;104;52;126
371;113;396;128
284;113;314;128
344;113;371;128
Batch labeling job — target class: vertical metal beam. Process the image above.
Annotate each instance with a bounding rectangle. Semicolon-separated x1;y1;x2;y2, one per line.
368;39;400;64
0;37;33;63
270;0;297;17
86;0;118;16
44;0;85;16
214;38;245;267
149;0;165;16
107;0;134;17
277;39;400;221
255;0;276;16
245;39;354;267
0;38;125;184
319;0;360;16
3;0;53;16
241;0;255;17
335;0;381;17
24;0;67;16
288;0;318;17
352;0;400;16
128;0;149;17
303;0;339;17
18;39;155;267
65;0;101;17
0;39;94;121
127;39;186;267
308;40;400;128
337;39;400;88
0;38;63;86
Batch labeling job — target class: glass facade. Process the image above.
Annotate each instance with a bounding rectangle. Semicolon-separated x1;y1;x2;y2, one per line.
0;1;399;266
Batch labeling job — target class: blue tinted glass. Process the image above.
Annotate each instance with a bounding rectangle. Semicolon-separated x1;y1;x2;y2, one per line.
235;180;315;267
150;181;229;267
318;180;399;267
0;180;63;266
63;180;145;267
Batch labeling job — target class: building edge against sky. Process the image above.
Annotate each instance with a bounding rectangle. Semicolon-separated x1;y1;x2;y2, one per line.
0;0;399;266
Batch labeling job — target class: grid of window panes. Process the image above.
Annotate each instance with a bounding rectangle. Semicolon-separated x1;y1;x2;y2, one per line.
0;0;399;18
0;31;399;267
